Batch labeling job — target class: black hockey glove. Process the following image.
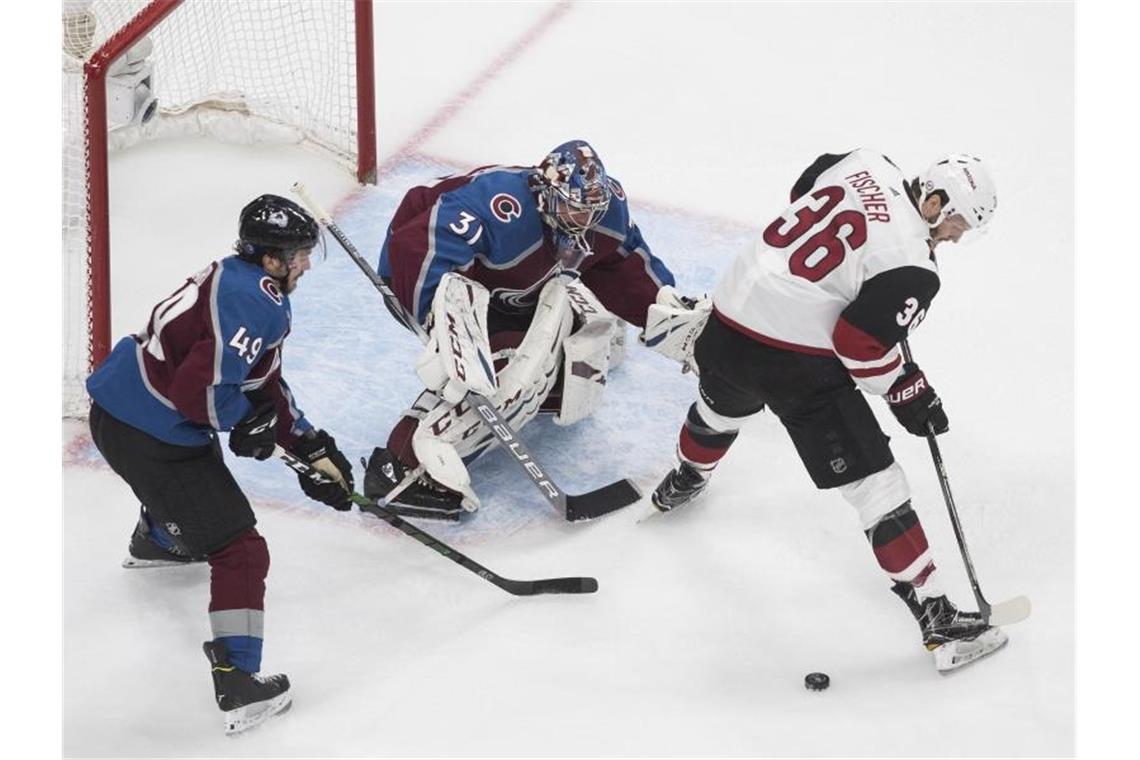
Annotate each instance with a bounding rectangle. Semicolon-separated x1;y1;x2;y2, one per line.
886;363;949;437
291;430;355;511
228;401;278;460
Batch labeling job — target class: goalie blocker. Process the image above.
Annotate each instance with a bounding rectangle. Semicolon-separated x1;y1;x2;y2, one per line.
366;273;625;519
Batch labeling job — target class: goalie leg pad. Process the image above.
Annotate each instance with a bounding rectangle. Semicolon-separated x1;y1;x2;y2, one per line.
411;278;574;488
415;273;497;403
555;318;615;426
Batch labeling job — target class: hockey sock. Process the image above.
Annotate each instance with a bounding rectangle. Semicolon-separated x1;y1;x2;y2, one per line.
208;528;269;672
677;403;739;469
865;501;942;596
386;415;421;469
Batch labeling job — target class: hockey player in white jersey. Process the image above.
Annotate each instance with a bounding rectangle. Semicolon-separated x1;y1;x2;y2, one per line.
641;150;1004;672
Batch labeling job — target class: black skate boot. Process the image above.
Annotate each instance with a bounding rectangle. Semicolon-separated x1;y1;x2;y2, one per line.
203;641;291;734
122;508;206;569
362;447;469;521
891;581;1009;672
651;461;712;512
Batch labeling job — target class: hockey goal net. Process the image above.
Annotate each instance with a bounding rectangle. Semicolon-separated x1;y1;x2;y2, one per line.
62;0;376;418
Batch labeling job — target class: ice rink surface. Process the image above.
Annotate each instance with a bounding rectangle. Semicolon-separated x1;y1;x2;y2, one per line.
61;2;1075;756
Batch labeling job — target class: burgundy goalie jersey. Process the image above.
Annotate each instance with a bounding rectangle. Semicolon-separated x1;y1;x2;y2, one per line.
713;149;939;395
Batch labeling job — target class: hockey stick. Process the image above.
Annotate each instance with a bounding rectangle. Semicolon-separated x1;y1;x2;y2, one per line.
291;182;640;522
275;446;598;595
900;341;1030;626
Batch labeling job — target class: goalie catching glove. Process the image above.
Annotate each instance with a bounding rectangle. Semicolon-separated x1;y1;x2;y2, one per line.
640;285;711;373
290;430;354;510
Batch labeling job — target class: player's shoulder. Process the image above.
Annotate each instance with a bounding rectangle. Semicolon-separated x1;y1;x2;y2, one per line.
815;148;905;184
439;166;538;228
448;166;535;211
863;235;940;286
214;256;290;330
594;175;633;236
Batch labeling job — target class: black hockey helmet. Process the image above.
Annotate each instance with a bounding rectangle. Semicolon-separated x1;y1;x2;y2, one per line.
235;194;320;264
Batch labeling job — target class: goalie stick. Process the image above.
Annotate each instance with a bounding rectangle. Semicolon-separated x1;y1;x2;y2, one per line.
901;340;1030;627
291;182;640;522
276;446;598;595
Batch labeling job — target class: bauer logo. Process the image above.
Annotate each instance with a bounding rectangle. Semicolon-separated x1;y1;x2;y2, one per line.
490;193;522;223
259;277;284;306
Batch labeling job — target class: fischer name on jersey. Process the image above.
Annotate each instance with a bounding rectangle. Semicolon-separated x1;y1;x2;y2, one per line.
378;165;675;329
713;149;940;395
86;256;312;447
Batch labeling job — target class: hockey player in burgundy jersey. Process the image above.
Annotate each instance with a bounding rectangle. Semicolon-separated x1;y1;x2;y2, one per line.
86;195;355;733
642;150;1006;672
362;140;677;520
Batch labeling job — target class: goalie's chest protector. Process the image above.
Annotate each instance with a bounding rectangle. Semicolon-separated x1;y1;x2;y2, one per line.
713;150;935;354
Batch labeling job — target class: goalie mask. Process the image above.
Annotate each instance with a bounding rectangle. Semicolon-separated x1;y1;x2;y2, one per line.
235;194;324;268
917;154;997;237
533;140;613;269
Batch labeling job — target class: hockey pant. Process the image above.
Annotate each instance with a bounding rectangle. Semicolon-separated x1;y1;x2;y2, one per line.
89;403;272;672
673;313;943;595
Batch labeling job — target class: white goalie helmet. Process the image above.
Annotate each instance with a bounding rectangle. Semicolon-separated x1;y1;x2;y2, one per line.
918;154;997;231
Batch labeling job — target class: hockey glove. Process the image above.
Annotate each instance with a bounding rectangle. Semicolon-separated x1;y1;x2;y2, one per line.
291;430;355;511
228;401;278;460
640;286;711;373
886;363;949;437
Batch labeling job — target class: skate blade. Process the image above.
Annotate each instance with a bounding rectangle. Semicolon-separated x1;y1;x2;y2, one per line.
223;692;292;735
121;556;202;569
386;505;465;522
636;504;666;524
934;627;1009;673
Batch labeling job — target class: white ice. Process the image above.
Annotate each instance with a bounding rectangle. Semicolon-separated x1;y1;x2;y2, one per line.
63;2;1074;756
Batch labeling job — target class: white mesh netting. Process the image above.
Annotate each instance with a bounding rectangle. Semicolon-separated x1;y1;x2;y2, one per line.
63;0;364;418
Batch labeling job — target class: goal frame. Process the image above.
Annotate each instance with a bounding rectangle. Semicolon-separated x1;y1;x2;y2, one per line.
75;0;377;394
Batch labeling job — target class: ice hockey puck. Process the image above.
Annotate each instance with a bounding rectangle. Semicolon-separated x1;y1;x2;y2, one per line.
804;672;830;691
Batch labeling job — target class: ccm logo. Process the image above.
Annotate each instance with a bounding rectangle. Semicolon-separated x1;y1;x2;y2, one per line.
565;285;598;315
445;313;467;381
887;375;926;404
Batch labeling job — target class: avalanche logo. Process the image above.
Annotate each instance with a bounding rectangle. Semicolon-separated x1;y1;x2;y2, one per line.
267;210;289;228
490;193;523;223
259;276;284;305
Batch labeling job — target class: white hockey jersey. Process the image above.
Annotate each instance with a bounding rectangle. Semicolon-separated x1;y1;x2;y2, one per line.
713;149;940;395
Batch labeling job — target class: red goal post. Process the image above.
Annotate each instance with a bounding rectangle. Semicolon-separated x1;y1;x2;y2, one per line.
62;0;377;418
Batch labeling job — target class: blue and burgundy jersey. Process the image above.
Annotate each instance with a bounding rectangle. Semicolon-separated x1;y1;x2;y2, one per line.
87;255;313;447
378;165;674;329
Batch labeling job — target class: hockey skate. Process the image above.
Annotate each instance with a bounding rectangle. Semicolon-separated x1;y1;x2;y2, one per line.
650;461;712;512
203;641;291;735
891;581;1009;673
122;509;206;568
363;447;469;521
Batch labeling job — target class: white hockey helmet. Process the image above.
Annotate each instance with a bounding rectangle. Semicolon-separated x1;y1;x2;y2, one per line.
917;154;997;231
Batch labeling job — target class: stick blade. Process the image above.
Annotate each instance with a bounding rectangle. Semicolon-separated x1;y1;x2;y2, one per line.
565;479;641;522
987;595;1031;626
501;576;599;596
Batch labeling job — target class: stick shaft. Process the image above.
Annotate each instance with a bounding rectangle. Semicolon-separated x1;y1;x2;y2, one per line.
274;446;593;595
900;340;992;619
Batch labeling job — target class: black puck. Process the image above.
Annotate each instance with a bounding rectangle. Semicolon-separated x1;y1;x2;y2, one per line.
804;672;830;691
